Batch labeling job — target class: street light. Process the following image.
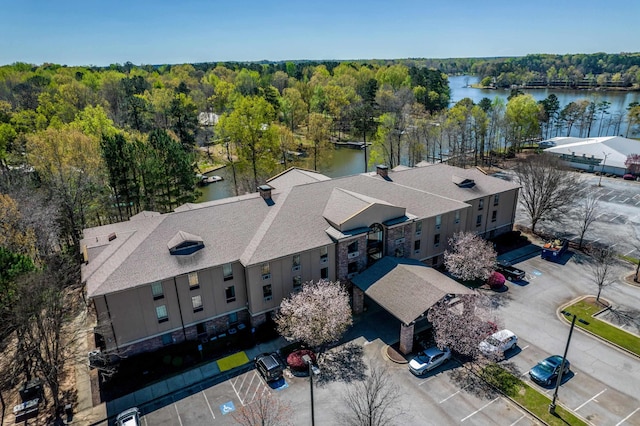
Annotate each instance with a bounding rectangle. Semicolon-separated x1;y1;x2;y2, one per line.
549;314;577;415
302;354;315;426
598;151;610;187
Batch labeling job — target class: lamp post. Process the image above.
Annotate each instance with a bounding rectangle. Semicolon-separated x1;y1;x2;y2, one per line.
549;314;576;415
598;151;610;187
302;354;315;426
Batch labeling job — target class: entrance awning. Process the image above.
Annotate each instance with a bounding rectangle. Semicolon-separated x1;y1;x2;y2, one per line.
351;257;475;325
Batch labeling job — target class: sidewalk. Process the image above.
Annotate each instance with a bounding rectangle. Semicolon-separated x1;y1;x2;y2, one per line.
71;304;401;425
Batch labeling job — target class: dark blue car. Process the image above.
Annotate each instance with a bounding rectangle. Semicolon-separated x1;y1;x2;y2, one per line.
529;355;570;386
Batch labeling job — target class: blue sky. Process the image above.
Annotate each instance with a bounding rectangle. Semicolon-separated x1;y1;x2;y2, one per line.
2;0;639;66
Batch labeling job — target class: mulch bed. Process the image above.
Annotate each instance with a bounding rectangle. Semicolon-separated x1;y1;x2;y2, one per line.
385;343;409;364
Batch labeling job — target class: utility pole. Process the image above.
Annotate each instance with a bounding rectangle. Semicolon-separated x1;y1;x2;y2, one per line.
549;314;576;414
302;354;315;426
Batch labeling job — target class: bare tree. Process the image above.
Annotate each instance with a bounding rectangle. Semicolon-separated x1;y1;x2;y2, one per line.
232;389;293;426
340;362;403;426
275;280;352;354
444;232;497;282
513;153;582;234
427;293;503;359
588;246;616;303
575;192;600;249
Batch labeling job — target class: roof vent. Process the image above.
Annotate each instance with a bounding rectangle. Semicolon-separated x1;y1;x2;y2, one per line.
452;175;475;188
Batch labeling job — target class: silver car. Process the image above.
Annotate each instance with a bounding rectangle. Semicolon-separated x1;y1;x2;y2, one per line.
116;407;140;426
409;347;451;375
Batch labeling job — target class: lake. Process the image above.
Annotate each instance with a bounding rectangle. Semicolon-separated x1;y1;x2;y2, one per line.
199;76;640;202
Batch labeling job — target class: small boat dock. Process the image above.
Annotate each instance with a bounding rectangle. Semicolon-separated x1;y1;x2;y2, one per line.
333;141;372;150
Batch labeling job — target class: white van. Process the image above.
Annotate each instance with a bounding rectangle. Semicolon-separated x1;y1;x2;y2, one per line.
116;407;140;426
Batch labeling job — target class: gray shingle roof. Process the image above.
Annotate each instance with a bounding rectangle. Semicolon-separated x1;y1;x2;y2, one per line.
351;257;475;325
82;164;513;298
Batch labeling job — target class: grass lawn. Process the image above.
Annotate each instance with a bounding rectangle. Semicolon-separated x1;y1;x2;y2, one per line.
482;364;587;426
562;299;640;356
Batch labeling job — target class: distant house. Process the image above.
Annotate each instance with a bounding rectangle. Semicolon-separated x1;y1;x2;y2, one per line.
81;164;520;356
198;112;219;127
541;136;640;176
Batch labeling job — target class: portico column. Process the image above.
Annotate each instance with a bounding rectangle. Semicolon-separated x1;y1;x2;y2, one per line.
352;287;364;314
399;322;414;354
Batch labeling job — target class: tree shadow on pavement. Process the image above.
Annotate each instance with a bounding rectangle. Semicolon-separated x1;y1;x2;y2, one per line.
447;360;523;400
316;343;366;386
605;306;640;334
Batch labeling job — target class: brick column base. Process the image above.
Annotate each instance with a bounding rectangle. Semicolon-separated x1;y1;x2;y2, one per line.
352;287;364;314
399;323;414;355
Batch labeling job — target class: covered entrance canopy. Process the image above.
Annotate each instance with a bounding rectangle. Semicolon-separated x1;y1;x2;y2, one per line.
351;257;475;354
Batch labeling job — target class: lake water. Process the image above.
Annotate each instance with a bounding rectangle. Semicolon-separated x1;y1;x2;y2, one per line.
199;76;640;202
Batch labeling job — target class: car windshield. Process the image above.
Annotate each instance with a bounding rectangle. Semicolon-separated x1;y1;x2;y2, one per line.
537;360;556;373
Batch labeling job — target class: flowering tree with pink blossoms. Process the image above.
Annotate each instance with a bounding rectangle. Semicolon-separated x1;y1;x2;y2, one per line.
444;232;497;282
275;279;352;353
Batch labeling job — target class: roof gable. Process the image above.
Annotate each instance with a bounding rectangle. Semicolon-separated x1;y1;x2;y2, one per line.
323;188;406;232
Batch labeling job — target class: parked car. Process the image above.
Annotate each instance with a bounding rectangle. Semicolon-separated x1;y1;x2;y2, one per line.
529;355;570;386
408;346;451;375
495;260;526;281
623;173;635;180
478;329;518;358
116;407;140;426
255;352;284;382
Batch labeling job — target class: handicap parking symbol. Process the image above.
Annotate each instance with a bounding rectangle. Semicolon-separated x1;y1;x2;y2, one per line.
220;401;235;415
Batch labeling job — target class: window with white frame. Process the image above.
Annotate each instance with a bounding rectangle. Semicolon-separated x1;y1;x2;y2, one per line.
494;194;500;206
320;246;328;261
151;282;164;300
476;214;482;227
415;221;422;235
478;199;484;210
455;210;460;224
491;210;497;222
223;263;233;281
293;275;302;291
156;305;168;322
434;234;440;247
435;215;441;230
192;295;203;312
292;254;300;267
261;263;270;277
188;272;199;289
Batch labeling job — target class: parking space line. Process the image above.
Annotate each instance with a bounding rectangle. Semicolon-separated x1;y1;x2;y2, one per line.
417;376;436;386
616;407;640;426
575;388;607;411
174;403;184;426
520;345;529;351
606;190;614;195
624;248;636;256
202;390;216;420
610;215;621;222
636;200;640;206
510;414;525;425
621;197;630;203
461;397;498;422
440;389;462;403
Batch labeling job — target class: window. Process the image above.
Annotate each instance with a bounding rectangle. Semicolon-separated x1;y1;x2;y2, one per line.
348;262;358;274
476;214;482;227
347;241;358;254
435;215;442;230
156;305;168;323
223;263;233;281
151;282;164;300
415;221;422;235
434;234;440;247
432;256;438;266
292;254;300;267
494;194;500;206
398;227;405;238
478;199;484;210
188;272;199;289
491;211;497;222
455;210;460;224
263;284;273;301
261;263;270;275
225;286;236;303
321;267;329;279
320;246;328;261
395;247;404;257
228;312;238;324
293;276;302;291
414;240;421;252
161;333;173;345
192;295;203;312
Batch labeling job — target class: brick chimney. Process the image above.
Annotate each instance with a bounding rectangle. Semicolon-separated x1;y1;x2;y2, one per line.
376;165;389;179
258;184;273;201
